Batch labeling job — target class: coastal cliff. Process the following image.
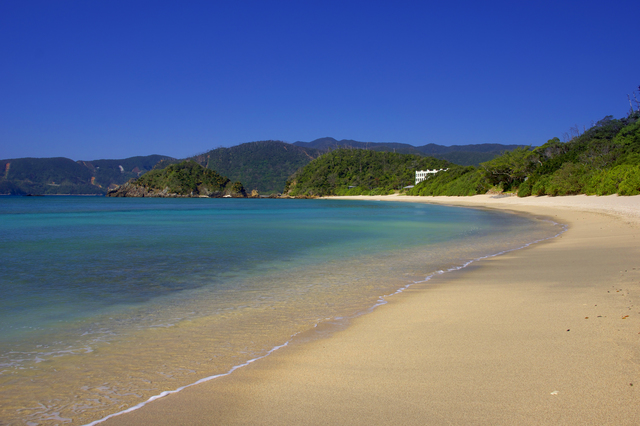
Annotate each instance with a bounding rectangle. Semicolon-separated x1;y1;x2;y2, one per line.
107;160;246;198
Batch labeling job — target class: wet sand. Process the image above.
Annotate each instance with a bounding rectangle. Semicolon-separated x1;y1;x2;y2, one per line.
101;194;640;425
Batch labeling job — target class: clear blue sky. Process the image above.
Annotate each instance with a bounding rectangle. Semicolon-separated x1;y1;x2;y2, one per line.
1;0;638;160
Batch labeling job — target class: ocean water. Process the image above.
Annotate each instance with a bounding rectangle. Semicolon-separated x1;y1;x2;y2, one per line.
0;197;563;425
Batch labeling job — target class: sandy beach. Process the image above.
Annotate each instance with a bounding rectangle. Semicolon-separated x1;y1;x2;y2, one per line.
101;194;640;425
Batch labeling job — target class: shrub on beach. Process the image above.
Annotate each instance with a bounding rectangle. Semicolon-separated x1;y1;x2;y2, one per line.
584;164;640;196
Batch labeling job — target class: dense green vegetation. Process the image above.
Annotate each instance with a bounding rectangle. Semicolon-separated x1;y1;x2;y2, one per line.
0;155;174;195
285;149;450;196
409;111;640;197
128;160;243;196
190;140;320;194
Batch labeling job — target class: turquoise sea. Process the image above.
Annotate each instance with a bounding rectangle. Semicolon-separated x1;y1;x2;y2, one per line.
0;197;563;425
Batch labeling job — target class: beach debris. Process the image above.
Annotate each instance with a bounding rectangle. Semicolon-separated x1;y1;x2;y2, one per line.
622;315;629;319
585;317;589;319
550;391;559;395
567;329;570;331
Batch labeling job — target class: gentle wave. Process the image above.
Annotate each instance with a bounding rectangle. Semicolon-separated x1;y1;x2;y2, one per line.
84;338;294;426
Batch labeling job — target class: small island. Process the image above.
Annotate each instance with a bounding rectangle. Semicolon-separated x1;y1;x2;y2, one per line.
107;160;246;198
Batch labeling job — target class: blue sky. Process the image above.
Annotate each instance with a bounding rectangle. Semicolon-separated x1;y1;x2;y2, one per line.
1;0;638;160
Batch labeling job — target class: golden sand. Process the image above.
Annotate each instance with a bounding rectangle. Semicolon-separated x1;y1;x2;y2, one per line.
102;194;640;425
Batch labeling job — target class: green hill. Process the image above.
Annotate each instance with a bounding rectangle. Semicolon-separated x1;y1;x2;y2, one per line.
512;112;640;196
107;160;245;197
409;111;640;197
285;149;451;197
190;140;320;194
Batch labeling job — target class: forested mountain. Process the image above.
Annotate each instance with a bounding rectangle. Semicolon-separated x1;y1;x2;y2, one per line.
189;140;320;194
285;149;450;197
409;111;640;197
107;160;245;198
0;155;174;195
0;140;526;196
294;138;524;166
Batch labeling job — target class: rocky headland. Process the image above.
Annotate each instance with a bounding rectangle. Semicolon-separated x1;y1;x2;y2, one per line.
107;160;246;198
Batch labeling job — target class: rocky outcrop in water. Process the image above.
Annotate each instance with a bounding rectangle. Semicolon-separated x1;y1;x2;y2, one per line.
107;160;246;198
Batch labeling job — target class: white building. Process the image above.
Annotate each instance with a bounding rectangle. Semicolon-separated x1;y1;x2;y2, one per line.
415;169;448;185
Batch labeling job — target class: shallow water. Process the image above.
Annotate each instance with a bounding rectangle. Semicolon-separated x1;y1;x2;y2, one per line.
0;197;563;425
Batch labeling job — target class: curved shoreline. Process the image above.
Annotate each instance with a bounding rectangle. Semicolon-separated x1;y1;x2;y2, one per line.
323;193;640;224
101;194;640;425
85;201;564;425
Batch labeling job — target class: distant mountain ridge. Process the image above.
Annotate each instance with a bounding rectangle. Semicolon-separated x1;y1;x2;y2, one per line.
0;155;175;195
294;137;525;166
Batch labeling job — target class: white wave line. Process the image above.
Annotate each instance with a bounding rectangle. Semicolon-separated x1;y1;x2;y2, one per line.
83;336;296;426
